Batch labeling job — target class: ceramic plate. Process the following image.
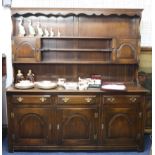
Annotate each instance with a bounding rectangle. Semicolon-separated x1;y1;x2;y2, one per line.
15;81;34;89
35;81;57;89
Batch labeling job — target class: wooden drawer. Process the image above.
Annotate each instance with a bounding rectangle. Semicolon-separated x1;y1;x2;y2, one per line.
57;95;97;104
12;95;51;104
103;95;141;105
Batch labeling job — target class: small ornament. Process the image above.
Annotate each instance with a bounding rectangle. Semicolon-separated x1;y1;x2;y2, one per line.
26;69;35;82
28;19;36;37
18;18;26;37
37;22;43;37
44;28;49;37
50;27;54;37
16;70;24;83
57;27;61;37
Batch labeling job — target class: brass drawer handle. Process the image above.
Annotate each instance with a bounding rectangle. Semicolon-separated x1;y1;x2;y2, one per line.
17;97;23;103
85;97;92;103
130;97;137;103
40;97;47;103
62;97;69;103
107;97;115;103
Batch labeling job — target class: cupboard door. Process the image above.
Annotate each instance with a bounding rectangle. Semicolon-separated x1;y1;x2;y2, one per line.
12;37;40;62
116;39;139;63
102;105;139;146
13;108;50;145
56;108;99;145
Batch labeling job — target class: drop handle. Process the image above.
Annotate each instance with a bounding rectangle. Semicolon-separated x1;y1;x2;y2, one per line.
17;97;23;103
107;97;115;103
62;97;70;103
85;97;92;103
40;97;47;102
129;97;137;103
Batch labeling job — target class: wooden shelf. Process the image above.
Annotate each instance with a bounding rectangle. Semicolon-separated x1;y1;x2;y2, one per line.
40;48;113;52
13;60;137;64
40;36;113;40
12;36;140;39
42;60;112;64
12;36;113;39
13;60;110;64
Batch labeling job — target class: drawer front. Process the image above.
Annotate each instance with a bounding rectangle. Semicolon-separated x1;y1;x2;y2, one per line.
12;95;51;104
103;95;141;105
58;95;97;104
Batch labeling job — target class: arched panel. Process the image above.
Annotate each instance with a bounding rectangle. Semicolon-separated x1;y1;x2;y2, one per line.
117;43;136;60
63;114;90;139
16;41;35;58
19;113;46;139
108;113;132;138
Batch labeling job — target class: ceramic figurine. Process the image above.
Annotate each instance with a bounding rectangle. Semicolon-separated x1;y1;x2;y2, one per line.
28;19;35;37
44;28;49;37
50;27;54;37
57;27;61;37
16;69;24;83
26;69;35;82
36;22;43;37
18;18;26;37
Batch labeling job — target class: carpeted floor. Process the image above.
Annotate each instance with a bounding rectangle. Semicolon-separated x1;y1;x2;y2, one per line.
2;135;151;155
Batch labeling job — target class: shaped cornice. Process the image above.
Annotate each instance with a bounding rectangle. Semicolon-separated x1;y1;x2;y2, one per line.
11;8;143;17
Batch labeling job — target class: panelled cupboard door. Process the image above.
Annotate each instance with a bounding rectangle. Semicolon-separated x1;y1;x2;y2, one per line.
12;37;40;62
13;108;50;145
102;105;140;146
101;95;144;147
116;39;139;63
56;108;99;146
